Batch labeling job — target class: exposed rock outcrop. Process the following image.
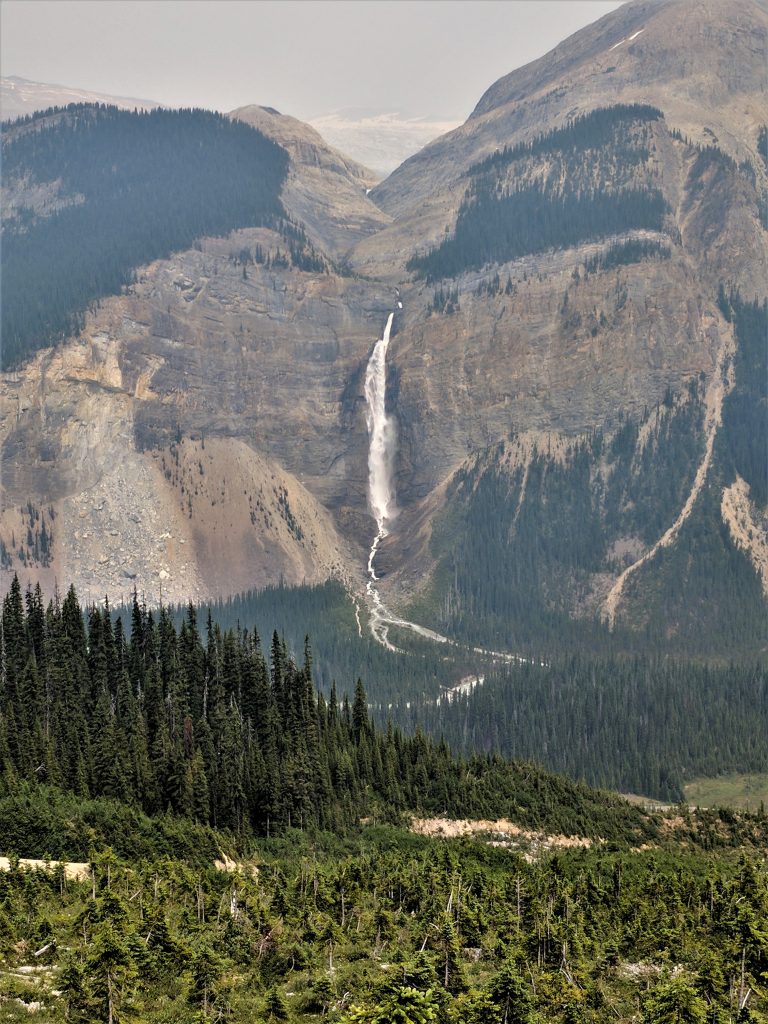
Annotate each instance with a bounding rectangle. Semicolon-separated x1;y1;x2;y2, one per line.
1;0;766;642
230;105;390;259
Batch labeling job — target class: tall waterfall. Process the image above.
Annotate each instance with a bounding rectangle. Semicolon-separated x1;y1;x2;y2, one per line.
364;311;396;580
361;309;533;668
363;310;451;651
363;312;400;649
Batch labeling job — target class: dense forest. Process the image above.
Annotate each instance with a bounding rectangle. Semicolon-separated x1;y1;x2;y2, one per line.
2;575;768;1021
582;237;671;275
158;583;768;804
467;105;664;178
0;576;655;843
408;187;667;283
403;656;768;802
0;816;767;1023
1;105;288;369
167;581;471;706
407;105;669;282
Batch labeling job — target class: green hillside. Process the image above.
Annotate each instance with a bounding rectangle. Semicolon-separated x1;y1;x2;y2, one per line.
2;575;768;1021
403;295;767;659
407;105;669;282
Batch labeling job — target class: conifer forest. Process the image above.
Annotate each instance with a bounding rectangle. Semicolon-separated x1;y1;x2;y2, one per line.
1;580;767;1021
2;1;768;1021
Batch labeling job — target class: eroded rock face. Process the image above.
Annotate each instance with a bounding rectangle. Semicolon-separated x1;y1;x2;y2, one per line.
389;246;727;504
0;97;398;602
2;0;766;622
0;209;745;609
0;227;393;601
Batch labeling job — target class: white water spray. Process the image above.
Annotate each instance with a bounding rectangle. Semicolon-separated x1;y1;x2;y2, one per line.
363;312;402;649
364;312;397;557
362;308;538;667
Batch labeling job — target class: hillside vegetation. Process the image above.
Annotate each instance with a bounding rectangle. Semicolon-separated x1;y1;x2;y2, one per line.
403;293;767;658
1;105;288;369
407;106;669;282
0;576;653;844
1;577;768;1022
1;820;767;1023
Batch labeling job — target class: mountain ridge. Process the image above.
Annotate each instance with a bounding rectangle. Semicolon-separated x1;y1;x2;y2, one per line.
0;73;162;120
1;0;765;658
229;103;390;258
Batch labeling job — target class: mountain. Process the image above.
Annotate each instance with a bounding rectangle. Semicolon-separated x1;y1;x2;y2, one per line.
230;104;389;257
0;104;389;607
370;0;767;219
0;74;161;120
1;0;766;660
309;107;462;178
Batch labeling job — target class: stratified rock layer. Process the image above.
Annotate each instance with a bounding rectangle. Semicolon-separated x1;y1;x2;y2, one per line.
1;0;766;633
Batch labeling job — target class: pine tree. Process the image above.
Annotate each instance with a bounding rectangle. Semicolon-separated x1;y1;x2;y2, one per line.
352;678;369;743
342;986;438;1023
188;942;223;1016
86;922;138;1024
642;975;708;1024
489;958;534;1024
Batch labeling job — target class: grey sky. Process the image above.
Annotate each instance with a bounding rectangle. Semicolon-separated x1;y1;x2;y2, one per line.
1;0;624;122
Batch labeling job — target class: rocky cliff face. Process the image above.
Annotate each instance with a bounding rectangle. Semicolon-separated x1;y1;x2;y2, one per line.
229;105;391;260
1;0;766;651
0;226;393;605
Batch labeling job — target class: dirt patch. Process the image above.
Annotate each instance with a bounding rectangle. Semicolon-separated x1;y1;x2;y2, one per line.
0;856;90;882
410;817;595;856
607;535;646;565
660;816;686;832
214;855;258;876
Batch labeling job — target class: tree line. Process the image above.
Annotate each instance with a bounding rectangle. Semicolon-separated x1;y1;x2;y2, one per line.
407;104;668;282
1;104;288;369
0;576;656;844
402;655;768;803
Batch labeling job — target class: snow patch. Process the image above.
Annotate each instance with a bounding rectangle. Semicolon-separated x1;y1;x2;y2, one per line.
609;27;644;51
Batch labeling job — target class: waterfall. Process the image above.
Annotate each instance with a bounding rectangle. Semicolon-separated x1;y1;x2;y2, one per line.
363;311;399;648
361;308;532;666
363;310;450;650
364;311;396;575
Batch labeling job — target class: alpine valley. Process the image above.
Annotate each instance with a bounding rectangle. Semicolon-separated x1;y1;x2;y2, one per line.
2;0;767;657
2;0;768;1021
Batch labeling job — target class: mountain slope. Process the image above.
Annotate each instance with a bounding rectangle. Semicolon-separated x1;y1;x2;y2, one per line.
370;0;767;219
0;74;161;120
1;0;766;658
1;105;289;369
230;104;390;258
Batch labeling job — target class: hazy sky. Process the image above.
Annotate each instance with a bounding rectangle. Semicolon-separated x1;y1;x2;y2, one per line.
2;0;624;122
